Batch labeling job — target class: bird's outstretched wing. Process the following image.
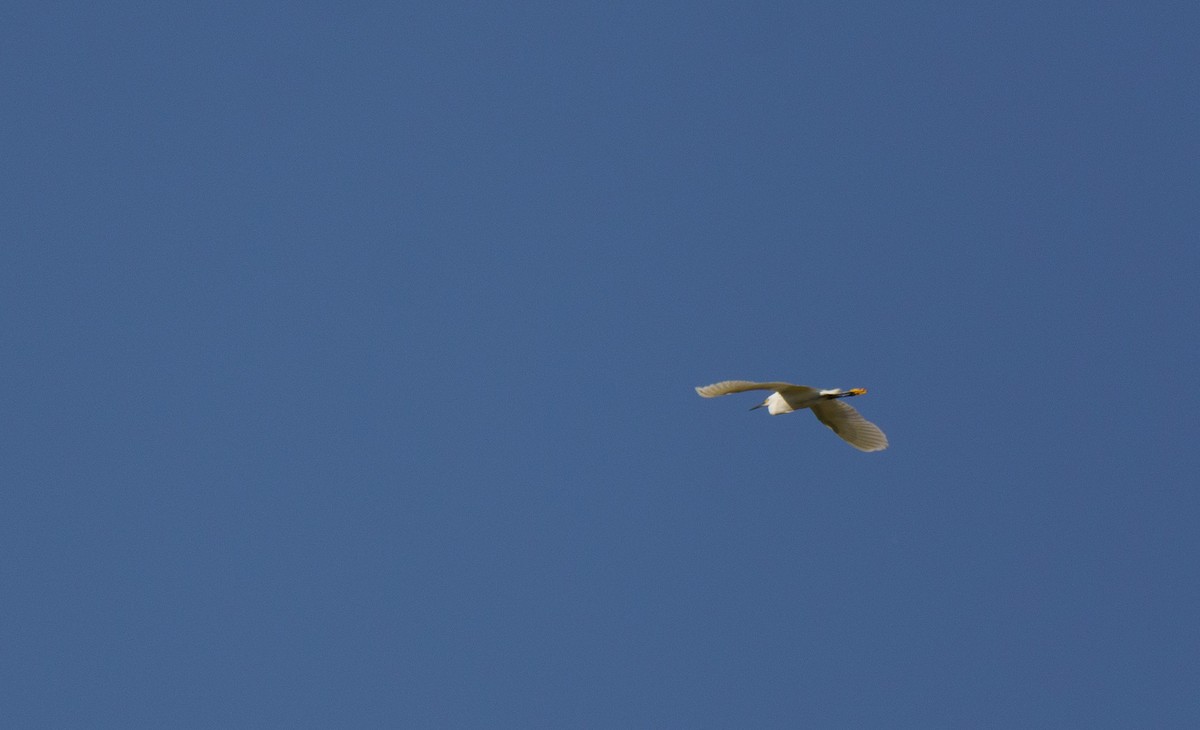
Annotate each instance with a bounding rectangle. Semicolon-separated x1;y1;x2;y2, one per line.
695;380;814;398
810;400;888;452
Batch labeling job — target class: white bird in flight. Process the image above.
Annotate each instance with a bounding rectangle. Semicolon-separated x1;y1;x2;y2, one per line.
695;380;888;452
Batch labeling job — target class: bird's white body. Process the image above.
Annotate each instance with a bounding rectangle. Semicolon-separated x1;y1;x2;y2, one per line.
761;388;847;415
695;380;888;452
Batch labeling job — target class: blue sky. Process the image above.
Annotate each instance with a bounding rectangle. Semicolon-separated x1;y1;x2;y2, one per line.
3;2;1198;727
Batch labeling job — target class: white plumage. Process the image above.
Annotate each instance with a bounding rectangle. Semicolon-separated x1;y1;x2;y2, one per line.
695;380;888;452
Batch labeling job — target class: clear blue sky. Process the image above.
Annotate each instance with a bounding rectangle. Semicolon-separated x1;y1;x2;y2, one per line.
4;2;1198;727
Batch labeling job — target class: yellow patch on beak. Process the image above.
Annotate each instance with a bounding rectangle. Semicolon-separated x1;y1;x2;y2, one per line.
849;388;867;395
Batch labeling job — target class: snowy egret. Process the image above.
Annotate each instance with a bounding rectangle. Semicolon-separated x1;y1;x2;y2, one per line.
695;380;888;452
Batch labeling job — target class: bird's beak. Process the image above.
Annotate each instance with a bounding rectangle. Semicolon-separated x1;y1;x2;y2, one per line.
749;402;765;411
849;388;867;396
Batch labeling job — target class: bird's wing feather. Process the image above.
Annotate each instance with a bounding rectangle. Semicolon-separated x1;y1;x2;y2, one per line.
810;400;889;452
695;380;811;398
